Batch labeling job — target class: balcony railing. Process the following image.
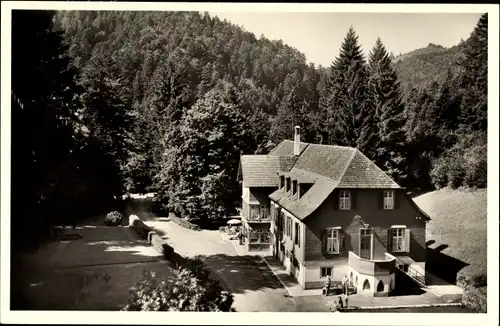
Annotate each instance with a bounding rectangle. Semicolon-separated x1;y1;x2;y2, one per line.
348;251;396;276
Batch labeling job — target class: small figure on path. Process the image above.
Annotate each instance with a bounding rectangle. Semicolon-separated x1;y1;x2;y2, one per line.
341;274;348;295
337;296;344;309
324;275;332;296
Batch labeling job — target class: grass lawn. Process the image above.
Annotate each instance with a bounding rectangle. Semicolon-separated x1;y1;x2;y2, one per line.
413;188;487;279
12;257;175;310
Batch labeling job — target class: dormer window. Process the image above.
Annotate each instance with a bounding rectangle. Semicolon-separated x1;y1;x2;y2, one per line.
279;175;285;190
286;177;291;192
292;180;297;196
299;183;312;199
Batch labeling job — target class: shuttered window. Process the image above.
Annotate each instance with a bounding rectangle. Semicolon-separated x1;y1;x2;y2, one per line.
389;227;410;253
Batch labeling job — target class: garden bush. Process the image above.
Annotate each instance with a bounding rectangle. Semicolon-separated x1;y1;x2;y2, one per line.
457;272;487;289
462;286;487;313
104;210;123;226
430;156;450;189
122;268;234;311
170;215;200;231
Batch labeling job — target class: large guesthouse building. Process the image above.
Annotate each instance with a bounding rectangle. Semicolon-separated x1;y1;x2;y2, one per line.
237;126;430;296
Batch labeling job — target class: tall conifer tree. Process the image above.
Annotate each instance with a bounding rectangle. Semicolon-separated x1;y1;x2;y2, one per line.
326;27;368;147
367;38;407;184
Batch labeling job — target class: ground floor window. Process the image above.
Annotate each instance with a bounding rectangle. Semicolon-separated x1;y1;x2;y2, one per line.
320;267;332;278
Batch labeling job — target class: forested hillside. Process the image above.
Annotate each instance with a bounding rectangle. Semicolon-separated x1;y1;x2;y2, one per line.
11;10;487;251
393;42;467;95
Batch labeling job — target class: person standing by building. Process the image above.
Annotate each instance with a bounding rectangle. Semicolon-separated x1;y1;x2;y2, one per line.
341;274;348;295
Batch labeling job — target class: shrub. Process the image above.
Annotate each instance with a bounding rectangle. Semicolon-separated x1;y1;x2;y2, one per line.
447;160;466;189
430;156;449;189
122;269;234;311
458;273;487;289
170;215;200;231
104;211;123;226
462;286;487;313
463;144;487;188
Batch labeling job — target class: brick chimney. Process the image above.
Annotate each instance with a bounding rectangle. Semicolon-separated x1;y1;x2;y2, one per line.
294;126;300;156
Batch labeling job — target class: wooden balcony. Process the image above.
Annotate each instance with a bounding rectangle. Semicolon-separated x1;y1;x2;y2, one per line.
348;251;396;276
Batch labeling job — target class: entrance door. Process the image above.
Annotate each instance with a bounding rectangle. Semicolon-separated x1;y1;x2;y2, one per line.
359;228;373;259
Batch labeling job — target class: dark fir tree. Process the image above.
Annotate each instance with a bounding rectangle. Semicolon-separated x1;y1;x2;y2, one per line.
458;13;488;133
325;27;368;147
366;38;407;183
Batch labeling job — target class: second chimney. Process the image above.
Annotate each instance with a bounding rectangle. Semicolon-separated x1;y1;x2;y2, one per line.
294;126;300;156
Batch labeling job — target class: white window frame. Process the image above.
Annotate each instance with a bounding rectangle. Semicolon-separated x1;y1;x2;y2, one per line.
392;227;408;252
325;228;340;254
339;190;351;210
320;267;333;278
384;190;395;210
359;227;374;260
259;205;269;219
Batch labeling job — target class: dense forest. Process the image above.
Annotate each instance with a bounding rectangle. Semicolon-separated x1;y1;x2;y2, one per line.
11;10;487;252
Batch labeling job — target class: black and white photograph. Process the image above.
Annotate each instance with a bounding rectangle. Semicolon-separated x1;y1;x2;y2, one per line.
1;2;498;325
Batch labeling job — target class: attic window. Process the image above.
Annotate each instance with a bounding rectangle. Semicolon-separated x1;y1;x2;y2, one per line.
286;178;291;192
279;175;285;190
292;180;297;196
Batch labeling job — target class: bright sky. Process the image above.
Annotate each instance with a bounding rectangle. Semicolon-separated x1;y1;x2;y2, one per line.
208;12;483;67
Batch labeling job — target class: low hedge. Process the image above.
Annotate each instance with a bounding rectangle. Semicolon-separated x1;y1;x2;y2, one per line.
169;214;200;231
128;215;151;240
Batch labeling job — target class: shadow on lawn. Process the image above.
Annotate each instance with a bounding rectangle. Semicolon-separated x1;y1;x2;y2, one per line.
425;240;470;285
11;226;167;311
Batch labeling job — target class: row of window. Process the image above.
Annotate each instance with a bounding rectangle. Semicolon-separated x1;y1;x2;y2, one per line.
249;204;269;220
279;176;302;199
338;190;396;210
278;208;301;247
322;227;410;255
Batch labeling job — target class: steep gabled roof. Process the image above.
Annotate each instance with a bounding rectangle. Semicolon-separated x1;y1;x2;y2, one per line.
241;138;407;220
238;155;297;187
268;143;402;220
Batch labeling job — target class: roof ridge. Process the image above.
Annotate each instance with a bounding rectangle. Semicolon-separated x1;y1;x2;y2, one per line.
308;142;355;150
